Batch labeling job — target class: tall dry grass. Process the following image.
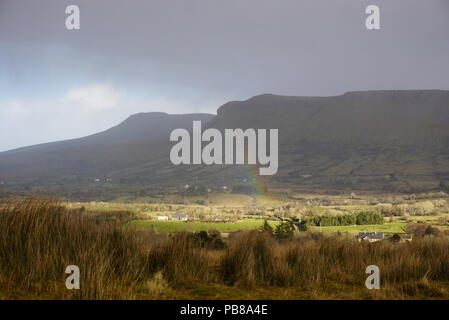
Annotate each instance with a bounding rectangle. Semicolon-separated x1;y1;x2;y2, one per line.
0;198;149;299
220;231;449;298
1;198;449;299
147;232;215;285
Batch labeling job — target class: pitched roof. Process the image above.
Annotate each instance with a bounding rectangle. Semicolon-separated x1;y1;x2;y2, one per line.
357;232;384;239
172;213;188;218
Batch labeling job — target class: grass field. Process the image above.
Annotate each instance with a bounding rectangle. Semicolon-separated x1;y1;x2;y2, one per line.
310;222;406;234
127;219;281;233
128;219;406;235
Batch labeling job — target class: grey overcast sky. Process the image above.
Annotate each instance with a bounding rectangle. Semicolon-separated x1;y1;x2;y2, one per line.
1;0;449;151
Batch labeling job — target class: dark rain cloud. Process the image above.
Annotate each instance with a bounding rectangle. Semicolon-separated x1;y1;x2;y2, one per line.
0;0;448;150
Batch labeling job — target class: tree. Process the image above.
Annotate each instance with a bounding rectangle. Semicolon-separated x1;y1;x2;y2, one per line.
391;234;401;242
294;220;309;231
274;221;295;241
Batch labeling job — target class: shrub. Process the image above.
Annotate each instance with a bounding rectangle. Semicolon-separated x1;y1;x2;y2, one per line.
274;221;295;241
406;223;442;237
190;230;226;249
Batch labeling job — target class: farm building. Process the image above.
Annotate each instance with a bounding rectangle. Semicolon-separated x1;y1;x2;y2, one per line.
157;216;169;221
212;216;230;222
172;213;189;221
357;232;384;242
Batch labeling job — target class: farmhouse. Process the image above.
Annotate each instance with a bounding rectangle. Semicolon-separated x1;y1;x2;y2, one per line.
212;216;230;222
357;232;384;242
157;216;169;221
172;213;189;221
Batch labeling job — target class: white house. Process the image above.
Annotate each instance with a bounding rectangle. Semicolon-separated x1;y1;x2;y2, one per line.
357;232;384;242
172;213;189;221
212;216;230;222
157;216;169;221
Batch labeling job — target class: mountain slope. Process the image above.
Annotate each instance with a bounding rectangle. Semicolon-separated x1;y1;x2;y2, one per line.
110;90;449;192
0;112;214;178
1;90;449;194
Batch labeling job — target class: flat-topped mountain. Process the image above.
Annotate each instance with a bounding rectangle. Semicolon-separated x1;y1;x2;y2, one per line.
203;90;449;191
1;90;448;195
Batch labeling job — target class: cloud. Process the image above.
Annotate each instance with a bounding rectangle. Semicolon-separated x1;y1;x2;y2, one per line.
3;100;26;117
0;83;222;151
0;84;125;151
63;83;124;111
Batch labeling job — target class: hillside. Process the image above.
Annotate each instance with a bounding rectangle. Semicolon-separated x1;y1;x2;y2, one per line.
205;90;449;191
1;90;449;195
0;112;214;181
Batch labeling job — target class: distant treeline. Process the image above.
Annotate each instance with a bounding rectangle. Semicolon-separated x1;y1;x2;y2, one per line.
306;211;383;227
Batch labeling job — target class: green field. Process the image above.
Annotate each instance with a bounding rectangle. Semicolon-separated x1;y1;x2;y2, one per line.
310;222;407;234
127;219;281;233
127;219;407;235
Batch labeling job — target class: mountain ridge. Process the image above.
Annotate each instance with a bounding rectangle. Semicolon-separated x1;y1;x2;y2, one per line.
1;90;449;195
1;112;215;155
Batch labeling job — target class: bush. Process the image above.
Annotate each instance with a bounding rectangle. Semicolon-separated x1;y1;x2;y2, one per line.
190;230;226;249
405;223;442;237
274;221;295;241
